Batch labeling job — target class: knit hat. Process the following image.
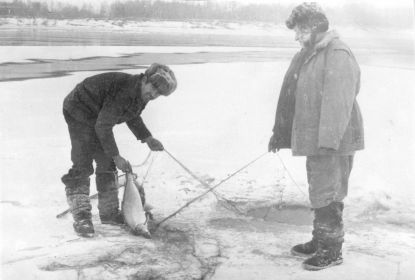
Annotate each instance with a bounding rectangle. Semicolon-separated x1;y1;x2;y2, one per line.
144;63;177;96
286;2;329;32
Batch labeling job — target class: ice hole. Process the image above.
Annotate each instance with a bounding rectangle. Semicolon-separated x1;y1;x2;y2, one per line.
246;204;313;226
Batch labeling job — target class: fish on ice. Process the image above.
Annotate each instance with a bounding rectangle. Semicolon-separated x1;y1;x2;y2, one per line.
122;173;151;238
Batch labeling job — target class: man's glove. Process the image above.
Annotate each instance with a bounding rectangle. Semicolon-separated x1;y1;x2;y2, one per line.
268;134;280;153
113;155;132;173
144;136;164;151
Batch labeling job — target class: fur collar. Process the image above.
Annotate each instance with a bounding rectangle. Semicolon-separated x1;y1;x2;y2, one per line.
314;30;340;50
303;30;339;64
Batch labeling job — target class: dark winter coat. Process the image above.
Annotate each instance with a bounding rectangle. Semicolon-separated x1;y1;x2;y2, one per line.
63;72;151;157
272;31;364;156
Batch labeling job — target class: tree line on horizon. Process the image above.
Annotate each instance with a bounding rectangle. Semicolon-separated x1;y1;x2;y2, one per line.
0;0;412;28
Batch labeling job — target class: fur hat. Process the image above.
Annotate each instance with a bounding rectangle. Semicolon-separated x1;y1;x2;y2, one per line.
286;2;329;32
144;63;177;96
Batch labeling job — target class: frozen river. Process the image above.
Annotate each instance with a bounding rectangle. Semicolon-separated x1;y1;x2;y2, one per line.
1;21;415;280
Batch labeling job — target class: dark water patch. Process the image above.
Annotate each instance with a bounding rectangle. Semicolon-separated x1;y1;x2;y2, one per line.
0;61;29;66
251;249;298;262
0;51;285;83
211;202;313;229
118;64;146;68
0;72;72;82
66;56;109;62
246;203;313;226
189;61;207;64
27;58;49;63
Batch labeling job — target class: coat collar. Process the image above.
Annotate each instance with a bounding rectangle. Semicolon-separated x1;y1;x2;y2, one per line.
314;30;339;51
131;73;146;104
303;30;339;64
124;74;147;115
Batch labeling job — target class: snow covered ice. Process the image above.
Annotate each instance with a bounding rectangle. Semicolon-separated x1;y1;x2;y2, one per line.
1;27;415;279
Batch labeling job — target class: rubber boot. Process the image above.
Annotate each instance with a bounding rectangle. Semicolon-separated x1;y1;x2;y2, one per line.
96;172;123;225
303;241;343;271
73;219;95;238
291;238;318;257
62;173;94;238
303;202;344;271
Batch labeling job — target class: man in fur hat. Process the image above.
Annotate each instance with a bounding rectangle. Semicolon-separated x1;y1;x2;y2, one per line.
269;2;364;270
62;63;177;237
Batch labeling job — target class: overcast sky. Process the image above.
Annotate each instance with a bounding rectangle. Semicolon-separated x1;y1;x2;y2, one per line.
5;0;414;8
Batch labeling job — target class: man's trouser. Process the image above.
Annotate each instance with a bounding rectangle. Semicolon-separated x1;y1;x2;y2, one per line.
306;155;354;209
306;155;353;259
61;110;119;222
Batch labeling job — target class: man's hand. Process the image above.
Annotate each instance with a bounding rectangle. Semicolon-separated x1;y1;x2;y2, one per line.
268;134;280;153
113;155;132;173
144;136;164;151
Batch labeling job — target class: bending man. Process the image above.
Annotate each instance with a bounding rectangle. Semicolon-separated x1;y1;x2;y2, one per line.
62;63;177;237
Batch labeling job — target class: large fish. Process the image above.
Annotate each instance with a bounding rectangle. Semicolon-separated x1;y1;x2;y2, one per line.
122;173;151;238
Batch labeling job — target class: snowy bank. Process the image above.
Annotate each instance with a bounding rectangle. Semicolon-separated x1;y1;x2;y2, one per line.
1;17;413;43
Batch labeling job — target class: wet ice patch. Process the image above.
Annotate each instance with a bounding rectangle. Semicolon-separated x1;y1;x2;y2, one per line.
245;203;313;226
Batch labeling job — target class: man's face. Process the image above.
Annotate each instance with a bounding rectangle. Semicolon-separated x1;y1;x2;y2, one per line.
294;26;312;47
141;82;161;103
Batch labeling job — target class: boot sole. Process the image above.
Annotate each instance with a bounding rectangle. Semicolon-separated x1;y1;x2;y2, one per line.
290;248;315;258
302;259;343;271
